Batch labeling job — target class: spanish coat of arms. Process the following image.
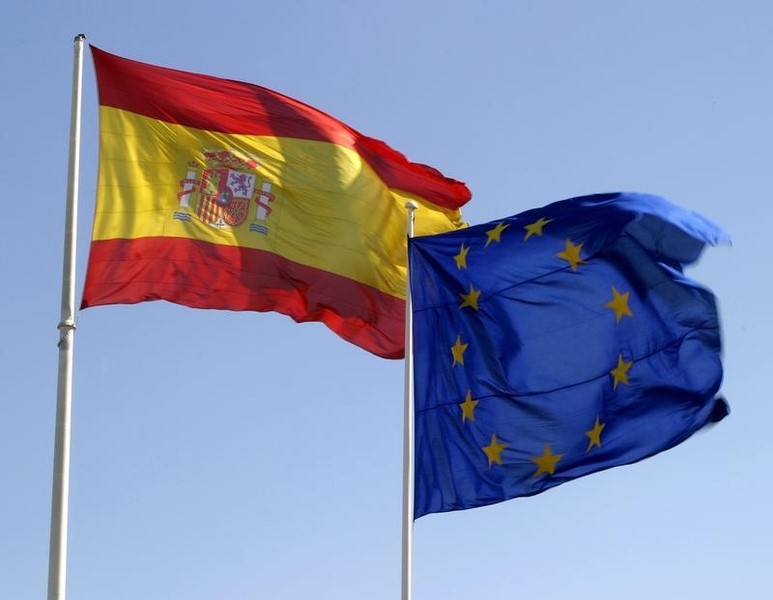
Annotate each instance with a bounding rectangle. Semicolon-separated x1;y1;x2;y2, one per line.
174;149;274;234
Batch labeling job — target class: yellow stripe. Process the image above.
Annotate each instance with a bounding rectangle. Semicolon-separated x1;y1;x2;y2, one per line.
94;107;465;299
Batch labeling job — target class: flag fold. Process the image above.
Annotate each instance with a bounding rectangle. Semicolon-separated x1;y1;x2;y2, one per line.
409;192;728;517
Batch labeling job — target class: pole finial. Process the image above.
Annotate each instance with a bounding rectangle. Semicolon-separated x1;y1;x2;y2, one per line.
74;33;86;42
405;201;418;239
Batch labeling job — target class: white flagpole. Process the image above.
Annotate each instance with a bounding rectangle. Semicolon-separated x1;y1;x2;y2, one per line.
48;33;85;600
401;200;418;600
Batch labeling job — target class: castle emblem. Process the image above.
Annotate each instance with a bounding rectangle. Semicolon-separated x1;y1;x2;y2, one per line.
174;149;274;234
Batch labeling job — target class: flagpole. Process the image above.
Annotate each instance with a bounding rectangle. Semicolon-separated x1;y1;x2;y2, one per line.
48;33;85;600
401;200;418;600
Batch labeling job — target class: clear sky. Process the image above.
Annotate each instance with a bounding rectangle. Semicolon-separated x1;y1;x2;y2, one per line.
2;1;770;599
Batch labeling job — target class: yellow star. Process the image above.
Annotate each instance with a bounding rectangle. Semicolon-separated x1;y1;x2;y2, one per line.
483;433;508;467
523;217;552;241
585;416;606;452
605;286;633;323
451;334;468;367
556;238;586;271
459;390;478;423
485;222;509;247
459;283;481;311
610;354;633;389
531;443;564;477
453;243;470;269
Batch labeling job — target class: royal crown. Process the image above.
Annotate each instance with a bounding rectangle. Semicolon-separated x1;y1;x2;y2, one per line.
202;148;259;171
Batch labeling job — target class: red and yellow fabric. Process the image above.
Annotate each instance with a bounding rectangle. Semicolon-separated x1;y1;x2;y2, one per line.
83;46;471;358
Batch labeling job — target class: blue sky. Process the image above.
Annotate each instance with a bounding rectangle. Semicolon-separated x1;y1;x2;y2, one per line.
2;1;770;599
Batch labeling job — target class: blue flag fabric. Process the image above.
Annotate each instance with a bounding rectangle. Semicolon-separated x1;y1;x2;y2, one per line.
409;192;729;518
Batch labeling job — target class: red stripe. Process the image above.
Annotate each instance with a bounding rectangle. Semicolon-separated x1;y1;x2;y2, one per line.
90;46;471;211
81;237;406;359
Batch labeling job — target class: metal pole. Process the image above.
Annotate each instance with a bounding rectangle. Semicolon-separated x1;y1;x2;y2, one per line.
401;200;418;600
48;33;85;600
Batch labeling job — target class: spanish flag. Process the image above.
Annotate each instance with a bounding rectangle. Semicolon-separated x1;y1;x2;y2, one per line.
82;46;470;358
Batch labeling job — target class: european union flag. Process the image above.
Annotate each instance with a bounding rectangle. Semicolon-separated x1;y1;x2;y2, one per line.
409;192;729;518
